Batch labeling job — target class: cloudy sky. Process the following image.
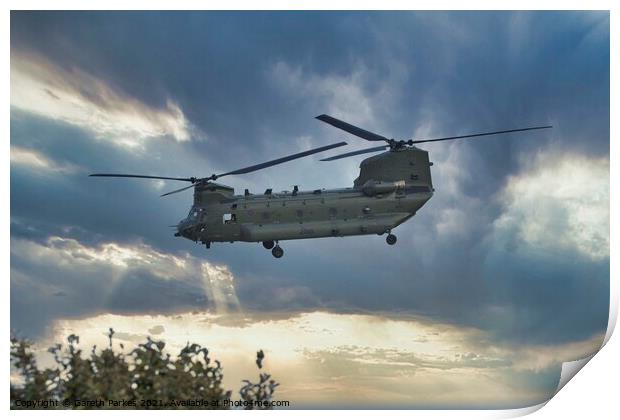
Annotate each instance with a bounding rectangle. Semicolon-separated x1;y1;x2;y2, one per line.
10;11;609;408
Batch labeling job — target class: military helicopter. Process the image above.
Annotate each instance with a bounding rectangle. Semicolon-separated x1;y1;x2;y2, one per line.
91;115;551;258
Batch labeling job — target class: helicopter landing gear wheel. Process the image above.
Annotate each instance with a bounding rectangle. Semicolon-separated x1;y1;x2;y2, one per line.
386;234;397;245
272;245;284;258
262;240;275;250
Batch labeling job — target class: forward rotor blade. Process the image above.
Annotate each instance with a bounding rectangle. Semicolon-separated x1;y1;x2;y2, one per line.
89;174;195;182
410;125;552;145
215;141;347;178
161;183;196;197
316;115;388;142
320;145;389;161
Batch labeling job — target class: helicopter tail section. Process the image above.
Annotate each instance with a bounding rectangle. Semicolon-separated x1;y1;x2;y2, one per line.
353;147;433;191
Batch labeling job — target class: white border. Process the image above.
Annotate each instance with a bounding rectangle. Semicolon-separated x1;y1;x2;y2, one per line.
4;1;617;418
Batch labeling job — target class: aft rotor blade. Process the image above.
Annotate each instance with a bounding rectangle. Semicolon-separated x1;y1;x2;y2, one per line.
410;125;553;145
215;141;347;178
89;173;195;182
161;183;196;197
320;145;389;161
316;115;389;142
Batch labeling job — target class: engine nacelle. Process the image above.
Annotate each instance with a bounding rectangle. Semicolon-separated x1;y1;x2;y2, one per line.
361;180;405;196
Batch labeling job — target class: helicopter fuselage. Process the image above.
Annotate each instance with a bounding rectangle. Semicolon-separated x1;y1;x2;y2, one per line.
177;184;433;244
175;147;434;250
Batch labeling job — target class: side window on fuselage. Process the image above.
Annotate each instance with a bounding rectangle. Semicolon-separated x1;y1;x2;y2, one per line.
223;213;237;224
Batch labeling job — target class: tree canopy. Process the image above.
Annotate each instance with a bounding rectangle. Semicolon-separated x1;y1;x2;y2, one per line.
10;328;279;409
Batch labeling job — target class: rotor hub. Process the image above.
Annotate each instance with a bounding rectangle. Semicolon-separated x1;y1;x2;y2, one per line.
388;139;411;150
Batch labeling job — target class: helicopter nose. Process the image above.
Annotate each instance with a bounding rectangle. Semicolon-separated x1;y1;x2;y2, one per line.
174;219;189;236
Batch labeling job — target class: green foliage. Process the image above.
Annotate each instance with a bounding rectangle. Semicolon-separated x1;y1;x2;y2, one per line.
10;328;279;409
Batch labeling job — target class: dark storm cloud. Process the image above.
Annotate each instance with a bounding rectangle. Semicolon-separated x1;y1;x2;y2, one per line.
10;111;194;249
10;11;609;345
12;12;608;156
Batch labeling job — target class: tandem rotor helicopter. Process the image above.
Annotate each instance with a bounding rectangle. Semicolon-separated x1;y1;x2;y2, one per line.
91;115;551;258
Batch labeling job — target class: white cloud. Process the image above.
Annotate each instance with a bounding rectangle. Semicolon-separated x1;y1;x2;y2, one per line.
10;145;80;174
270;60;406;132
11;51;194;148
494;151;609;260
426;141;486;239
392;120;491;255
271;61;374;126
